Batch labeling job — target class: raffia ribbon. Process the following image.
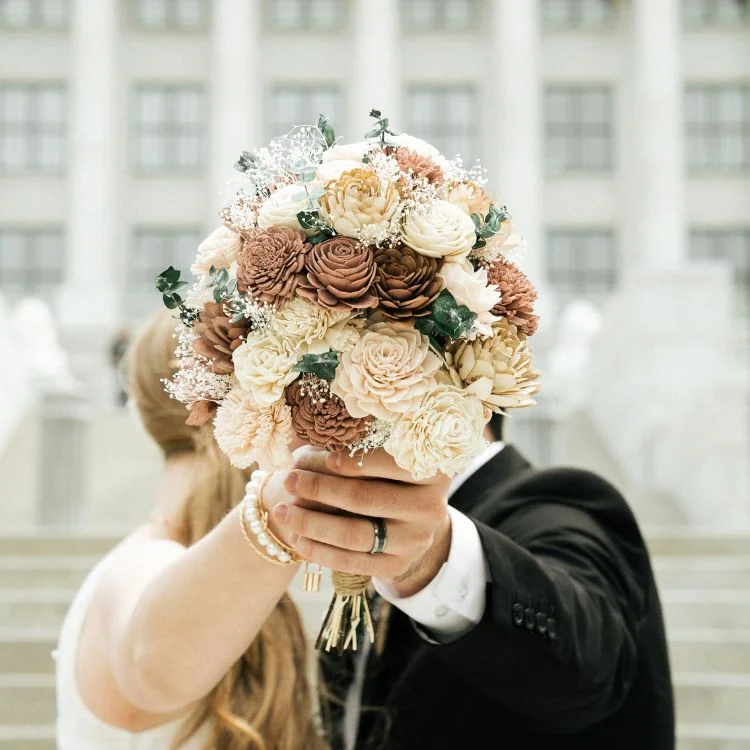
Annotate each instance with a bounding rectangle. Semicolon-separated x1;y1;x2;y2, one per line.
316;571;375;652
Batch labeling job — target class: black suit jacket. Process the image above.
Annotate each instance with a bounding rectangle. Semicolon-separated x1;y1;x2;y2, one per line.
320;446;675;750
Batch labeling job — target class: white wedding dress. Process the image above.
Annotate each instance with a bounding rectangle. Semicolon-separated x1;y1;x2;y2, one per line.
56;558;212;749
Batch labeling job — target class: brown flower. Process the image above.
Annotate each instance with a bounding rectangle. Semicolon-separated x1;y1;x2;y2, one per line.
285;377;371;452
186;399;218;427
487;258;539;337
192;302;250;375
390;147;444;186
374;244;443;320
298;236;377;311
236;226;310;307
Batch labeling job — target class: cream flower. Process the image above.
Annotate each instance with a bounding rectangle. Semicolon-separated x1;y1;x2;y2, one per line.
385;385;487;480
401;200;475;260
389;133;449;168
270;297;362;355
445;319;541;410
213;387;293;470
331;322;441;421
319;168;401;240
445;181;493;219
232;331;300;407
191;226;242;276
322;141;369;162
257;184;314;235
317;159;364;184
437;259;501;339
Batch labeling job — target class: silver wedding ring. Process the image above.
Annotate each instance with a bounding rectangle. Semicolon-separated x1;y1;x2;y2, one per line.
369;517;388;555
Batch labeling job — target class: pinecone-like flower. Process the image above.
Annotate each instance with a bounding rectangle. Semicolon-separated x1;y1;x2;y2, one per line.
390;147;444;187
487;257;539;337
374;244;443;320
285;377;371;452
192;302;250;375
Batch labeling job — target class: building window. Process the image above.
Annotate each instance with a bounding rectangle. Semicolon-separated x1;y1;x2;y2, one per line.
405;85;478;163
546;229;618;303
133;85;205;173
0;0;68;29
130;0;209;30
686;84;750;171
541;0;614;30
0;228;64;301
0;84;66;173
545;85;613;173
683;0;749;26
690;229;750;316
402;0;479;31
266;0;345;31
127;228;202;317
269;85;344;137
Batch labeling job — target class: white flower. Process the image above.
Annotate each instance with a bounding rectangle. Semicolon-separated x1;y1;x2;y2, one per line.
191;226;242;276
385;386;487;480
389;133;448;166
401;200;476;260
322;141;369;162
232;331;299;406
317;159;364;184
438;259;501;338
257;184;313;235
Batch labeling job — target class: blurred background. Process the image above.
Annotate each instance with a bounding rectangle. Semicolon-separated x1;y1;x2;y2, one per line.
0;0;748;748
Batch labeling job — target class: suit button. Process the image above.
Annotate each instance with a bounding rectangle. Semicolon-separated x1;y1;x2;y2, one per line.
512;603;524;625
524;608;535;630
536;612;547;634
547;617;557;640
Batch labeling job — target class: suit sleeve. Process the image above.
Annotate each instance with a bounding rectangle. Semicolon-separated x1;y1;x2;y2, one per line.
430;486;649;734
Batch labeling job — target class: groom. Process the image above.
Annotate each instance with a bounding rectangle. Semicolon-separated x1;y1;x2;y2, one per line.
273;414;675;749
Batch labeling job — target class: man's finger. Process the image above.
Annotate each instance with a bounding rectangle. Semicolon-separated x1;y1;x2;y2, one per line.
291;536;407;580
292;446;334;475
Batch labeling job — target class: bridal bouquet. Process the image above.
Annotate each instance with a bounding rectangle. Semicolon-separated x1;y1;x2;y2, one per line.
157;110;540;650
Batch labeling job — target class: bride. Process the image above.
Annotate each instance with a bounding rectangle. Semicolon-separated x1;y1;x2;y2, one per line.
55;310;326;749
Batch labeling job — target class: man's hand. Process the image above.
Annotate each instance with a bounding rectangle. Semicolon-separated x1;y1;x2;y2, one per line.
271;447;453;597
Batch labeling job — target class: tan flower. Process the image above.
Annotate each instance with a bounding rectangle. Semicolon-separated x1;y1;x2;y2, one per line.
285;377;371;452
389;133;448;168
487;257;539;337
385;385;487;480
191;226;242;276
445;181;493;218
232;331;300;407
444;319;541;410
185;399;218;427
192;301;250;375
257;184;315;235
236;226;310;308
213;387;293;470
331;322;441;421
401;200;475;260
437;259;501;338
390;147;444;187
297;236;378;311
319;168;401;240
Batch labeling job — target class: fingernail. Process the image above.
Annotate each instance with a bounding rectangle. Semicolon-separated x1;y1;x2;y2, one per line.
288;532;299;545
273;503;289;522
286;471;298;492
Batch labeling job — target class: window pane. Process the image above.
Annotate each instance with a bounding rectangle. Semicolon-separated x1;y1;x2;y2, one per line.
444;0;476;29
404;0;477;30
269;86;343;137
542;0;611;29
135;0;169;27
0;228;64;300
175;0;206;27
310;0;340;29
39;0;68;26
1;0;33;27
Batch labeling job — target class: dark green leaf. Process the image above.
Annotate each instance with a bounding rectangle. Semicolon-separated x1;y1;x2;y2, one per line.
213;288;223;303
369;109;382;119
293;350;340;381
297;210;319;230
318;114;336;148
361;153;371;164
163;294;179;310
415;318;444;352
472;236;487;250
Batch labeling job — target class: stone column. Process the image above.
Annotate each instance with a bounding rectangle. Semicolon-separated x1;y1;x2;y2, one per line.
208;0;262;221
351;0;400;137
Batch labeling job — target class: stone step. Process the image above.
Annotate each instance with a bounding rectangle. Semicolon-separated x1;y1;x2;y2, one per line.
0;532;121;557
0;674;55;725
646;531;750;557
669;629;750;674
0;726;55;750
662;590;750;630
654;556;750;590
675;672;750;726
0;629;57;674
678;723;750;750
0;590;73;630
0;556;98;589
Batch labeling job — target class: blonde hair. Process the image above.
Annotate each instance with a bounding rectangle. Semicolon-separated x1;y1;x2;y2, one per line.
127;310;325;750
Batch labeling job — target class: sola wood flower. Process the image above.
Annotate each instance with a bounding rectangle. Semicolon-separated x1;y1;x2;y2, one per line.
192;301;250;375
191;226;242;276
390;147;444;187
236;226;310;308
331;322;441;421
385;385;487;481
232;331;300;407
401;199;475;260
444;319;541;410
298;236;378;311
319;167;400;239
285;377;371;452
257;184;316;235
487;257;539;337
445;181;493;219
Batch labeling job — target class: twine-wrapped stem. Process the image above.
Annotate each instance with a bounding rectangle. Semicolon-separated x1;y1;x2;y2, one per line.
315;571;374;652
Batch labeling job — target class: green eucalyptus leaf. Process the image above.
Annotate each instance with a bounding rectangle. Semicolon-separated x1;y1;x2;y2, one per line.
163;294;178;310
293;350;340;381
318;114;336;148
369;109;382;119
364;128;380;139
470;213;482;231
299;167;317;184
473;236;487;250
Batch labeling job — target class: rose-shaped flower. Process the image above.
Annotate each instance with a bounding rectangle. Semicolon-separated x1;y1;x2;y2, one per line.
487;257;539;337
214;387;293;470
319;168;401;240
401;200;475;260
232;331;300;407
374;244;443;320
445;181;493;219
236;226;310;307
331;322;441;421
285;377;371;452
257;184;314;235
321;141;369;163
317;159;364;184
191;226;242;276
270;297;362;354
297;236;378;311
444;319;541;410
384;386;487;480
437;259;501;338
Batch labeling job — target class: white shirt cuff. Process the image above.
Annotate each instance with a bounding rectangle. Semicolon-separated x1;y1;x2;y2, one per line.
373;506;489;641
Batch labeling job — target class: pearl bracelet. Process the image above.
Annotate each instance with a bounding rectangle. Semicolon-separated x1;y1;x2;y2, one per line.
239;469;299;566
